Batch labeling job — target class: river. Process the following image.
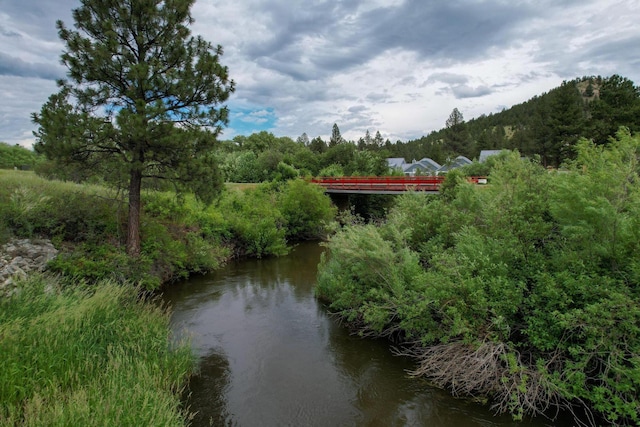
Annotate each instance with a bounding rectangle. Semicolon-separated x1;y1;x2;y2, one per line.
163;242;559;427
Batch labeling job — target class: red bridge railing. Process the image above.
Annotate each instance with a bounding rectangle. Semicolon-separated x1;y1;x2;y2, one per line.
310;176;486;193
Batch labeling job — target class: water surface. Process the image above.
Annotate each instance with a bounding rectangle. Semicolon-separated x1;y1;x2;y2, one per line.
164;242;559;427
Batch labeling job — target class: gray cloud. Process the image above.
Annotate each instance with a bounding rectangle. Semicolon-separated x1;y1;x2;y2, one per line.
451;84;492;99
238;0;546;81
0;0;76;39
427;72;470;86
348;105;368;114
0;52;64;80
1;0;640;146
426;73;493;99
0;76;58;146
0;27;21;38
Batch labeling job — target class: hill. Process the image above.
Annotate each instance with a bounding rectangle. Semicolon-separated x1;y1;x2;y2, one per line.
387;75;640;167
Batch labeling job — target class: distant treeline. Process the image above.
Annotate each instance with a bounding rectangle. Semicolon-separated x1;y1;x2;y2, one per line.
208;74;640;181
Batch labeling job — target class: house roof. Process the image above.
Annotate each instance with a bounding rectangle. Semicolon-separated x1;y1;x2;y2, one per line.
437;156;472;173
403;163;429;173
387;157;441;172
417;158;441;171
386;158;406;168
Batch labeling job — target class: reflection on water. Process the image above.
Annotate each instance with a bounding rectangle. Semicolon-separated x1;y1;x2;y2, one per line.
164;242;557;427
182;351;232;426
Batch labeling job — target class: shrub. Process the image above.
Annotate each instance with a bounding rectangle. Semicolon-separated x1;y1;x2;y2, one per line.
0;142;42;170
278;179;336;239
316;131;640;424
217;186;288;258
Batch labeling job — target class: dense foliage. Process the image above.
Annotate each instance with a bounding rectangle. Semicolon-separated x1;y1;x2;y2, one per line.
316;130;640;425
214;130;389;183
0;276;194;426
0;171;335;289
0;143;42;170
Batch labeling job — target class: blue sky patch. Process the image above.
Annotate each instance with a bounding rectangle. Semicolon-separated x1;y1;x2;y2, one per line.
227;106;276;137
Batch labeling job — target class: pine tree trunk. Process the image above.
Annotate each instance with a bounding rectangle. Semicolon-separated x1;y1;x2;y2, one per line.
127;167;142;257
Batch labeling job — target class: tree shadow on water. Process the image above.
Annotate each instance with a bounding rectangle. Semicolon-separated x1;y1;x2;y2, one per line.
183;351;235;427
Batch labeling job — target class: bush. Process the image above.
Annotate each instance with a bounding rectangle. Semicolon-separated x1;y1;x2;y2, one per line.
216;186;288;258
316;132;640;424
0;142;42;170
278;179;336;239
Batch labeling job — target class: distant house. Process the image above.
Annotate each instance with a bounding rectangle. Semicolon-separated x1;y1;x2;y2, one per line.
386;158;406;171
436;156;472;174
479;150;503;163
415;157;441;173
386;157;441;176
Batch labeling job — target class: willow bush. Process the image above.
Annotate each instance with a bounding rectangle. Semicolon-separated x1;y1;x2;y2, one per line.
316;130;640;425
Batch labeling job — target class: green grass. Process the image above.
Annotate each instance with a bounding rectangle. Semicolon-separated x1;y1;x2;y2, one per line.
0;275;195;426
224;182;260;191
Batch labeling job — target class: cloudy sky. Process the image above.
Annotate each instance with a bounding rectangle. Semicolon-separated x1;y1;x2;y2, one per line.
1;0;639;147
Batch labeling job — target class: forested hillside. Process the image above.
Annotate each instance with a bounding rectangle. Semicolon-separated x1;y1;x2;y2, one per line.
387;75;640;167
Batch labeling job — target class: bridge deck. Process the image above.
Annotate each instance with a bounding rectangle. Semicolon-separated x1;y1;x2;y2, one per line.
311;176;485;194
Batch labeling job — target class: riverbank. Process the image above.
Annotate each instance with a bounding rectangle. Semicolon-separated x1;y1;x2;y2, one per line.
316;134;640;426
0;170;336;289
0;170;336;426
0;238;194;426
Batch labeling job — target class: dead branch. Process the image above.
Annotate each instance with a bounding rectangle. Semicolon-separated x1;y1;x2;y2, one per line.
392;341;596;426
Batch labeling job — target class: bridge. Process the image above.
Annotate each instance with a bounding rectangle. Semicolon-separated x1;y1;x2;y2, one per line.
311;176;487;194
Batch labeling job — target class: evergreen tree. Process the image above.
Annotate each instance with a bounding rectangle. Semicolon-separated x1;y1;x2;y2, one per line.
546;81;585;165
589;75;640;144
364;129;372;146
584;80;595;97
329;123;343;147
309;136;327;154
296;132;310;146
32;0;234;256
445;107;464;128
444;108;473;158
373;131;384;149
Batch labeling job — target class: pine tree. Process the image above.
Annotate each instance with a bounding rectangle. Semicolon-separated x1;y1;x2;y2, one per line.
444;108;473;158
296;132;310;146
589;75;640;144
373;131;384;148
309;136;327;154
329;123;343;147
32;0;234;256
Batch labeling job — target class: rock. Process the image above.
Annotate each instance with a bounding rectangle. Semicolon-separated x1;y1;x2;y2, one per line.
0;238;58;298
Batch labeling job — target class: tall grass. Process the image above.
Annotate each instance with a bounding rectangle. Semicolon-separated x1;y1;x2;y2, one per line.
0;275;194;426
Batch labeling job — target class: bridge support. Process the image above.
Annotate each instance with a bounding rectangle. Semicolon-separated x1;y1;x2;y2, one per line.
329;193;351;212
